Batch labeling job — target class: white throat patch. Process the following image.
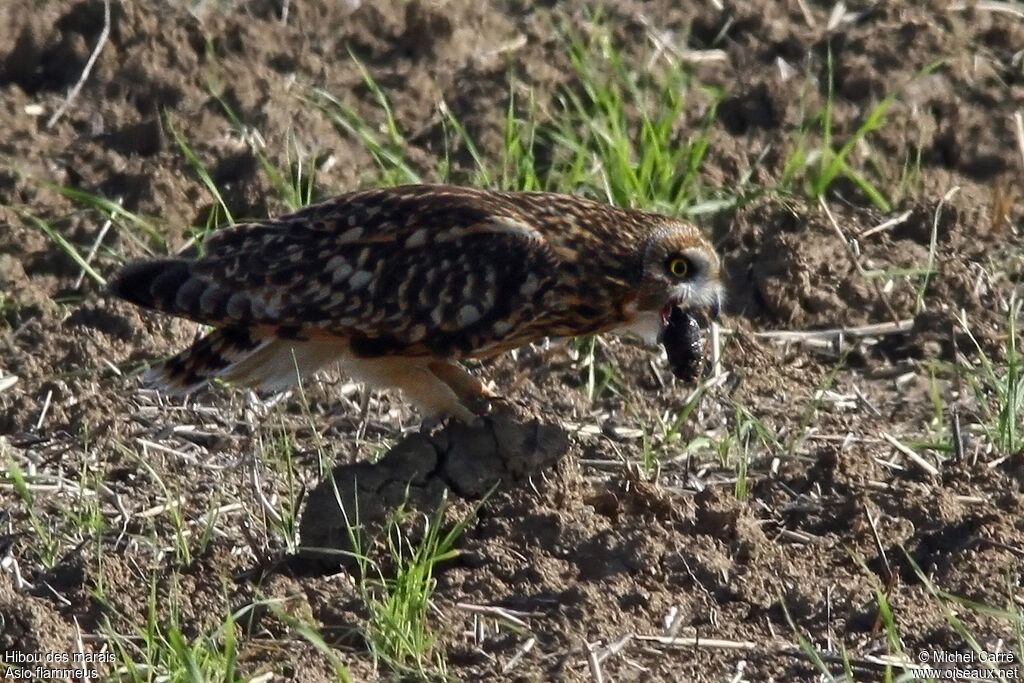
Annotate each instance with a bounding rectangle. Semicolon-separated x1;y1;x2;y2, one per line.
610;309;664;345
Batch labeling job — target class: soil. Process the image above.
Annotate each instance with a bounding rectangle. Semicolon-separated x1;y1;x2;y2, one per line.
2;1;1024;681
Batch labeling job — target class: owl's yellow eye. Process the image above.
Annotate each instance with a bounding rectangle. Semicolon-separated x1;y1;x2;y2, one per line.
666;256;692;279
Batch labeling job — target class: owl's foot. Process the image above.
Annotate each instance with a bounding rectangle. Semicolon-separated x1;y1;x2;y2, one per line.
419;404;485;434
463;393;527;419
428;360;495;400
417;377;504;434
428;362;529;419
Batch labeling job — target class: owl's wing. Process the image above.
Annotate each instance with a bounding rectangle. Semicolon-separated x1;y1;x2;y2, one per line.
112;209;559;356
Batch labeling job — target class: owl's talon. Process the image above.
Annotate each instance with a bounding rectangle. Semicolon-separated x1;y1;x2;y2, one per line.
419;416;444;434
485;394;526;418
418;410;486;434
464;392;529;421
463;395;495;416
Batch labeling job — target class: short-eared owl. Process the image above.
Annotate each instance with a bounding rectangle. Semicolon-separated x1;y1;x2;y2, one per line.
110;185;723;423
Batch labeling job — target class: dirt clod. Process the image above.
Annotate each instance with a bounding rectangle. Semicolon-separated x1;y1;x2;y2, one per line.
300;414;569;562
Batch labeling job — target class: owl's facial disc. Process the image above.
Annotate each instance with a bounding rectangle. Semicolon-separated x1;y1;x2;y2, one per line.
661;250;722;316
614;235;723;345
648;243;723;318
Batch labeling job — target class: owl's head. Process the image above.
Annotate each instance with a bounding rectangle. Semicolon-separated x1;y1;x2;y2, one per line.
615;220;723;344
640;220;722;310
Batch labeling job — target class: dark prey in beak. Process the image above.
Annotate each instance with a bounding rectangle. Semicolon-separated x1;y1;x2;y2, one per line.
659;304;708;383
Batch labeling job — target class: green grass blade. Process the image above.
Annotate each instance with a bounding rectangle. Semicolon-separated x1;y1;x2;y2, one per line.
12;207;106;286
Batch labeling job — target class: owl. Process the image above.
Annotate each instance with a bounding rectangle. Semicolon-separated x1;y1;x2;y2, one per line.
109;185;723;425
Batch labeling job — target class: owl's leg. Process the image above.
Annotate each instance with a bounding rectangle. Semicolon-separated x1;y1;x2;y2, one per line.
342;356;477;426
427;361;495;405
427;360;521;420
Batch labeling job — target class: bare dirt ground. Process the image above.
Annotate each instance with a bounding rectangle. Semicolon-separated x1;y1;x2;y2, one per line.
2;1;1024;681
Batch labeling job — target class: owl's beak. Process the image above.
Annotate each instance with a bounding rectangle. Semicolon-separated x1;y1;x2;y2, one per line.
709;290;722;321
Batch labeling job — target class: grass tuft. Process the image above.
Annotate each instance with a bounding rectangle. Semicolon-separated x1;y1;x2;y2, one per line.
958;295;1024;455
332;487;482;677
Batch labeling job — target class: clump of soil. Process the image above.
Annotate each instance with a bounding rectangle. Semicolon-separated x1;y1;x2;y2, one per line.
300;412;570;562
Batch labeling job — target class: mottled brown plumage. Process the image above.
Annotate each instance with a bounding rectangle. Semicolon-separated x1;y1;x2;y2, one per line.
110;184;722;422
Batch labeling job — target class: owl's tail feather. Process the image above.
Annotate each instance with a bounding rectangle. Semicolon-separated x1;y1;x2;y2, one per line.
112;260;343;395
109;259;193;314
145;327;340;395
